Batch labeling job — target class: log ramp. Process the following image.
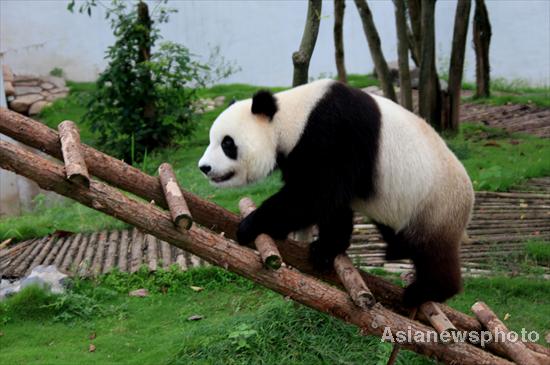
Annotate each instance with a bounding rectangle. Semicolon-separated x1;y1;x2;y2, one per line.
1;108;548;364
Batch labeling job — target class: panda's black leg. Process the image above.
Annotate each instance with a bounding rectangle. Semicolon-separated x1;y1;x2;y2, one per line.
375;223;412;261
403;239;462;307
236;186;316;246
309;207;353;271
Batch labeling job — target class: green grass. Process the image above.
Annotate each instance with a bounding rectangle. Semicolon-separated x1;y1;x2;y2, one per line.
524;240;550;266
462;78;550;107
1;76;549;241
1;267;548;365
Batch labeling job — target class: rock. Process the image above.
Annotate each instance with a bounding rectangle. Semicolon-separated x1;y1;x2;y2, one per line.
187;314;203;321
40;82;54;90
50;86;70;94
9;94;44;113
4;81;15;96
0;279;21;300
15;86;42;96
29;100;51;115
214;95;226;107
362;85;384;96
129;288;149;297
2;64;14;82
14;80;40;87
14;74;40;83
46;92;68;102
205;105;215;112
44;76;66;88
20;265;69;294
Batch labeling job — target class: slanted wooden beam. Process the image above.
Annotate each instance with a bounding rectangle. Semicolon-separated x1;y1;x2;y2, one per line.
472;302;540;365
239;197;282;270
0;139;515;365
334;254;375;308
58;120;89;186
420;302;458;340
158;163;192;230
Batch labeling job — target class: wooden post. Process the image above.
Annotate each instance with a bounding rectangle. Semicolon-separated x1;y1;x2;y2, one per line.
158;163;192;230
58;120;90;187
292;0;322;86
393;0;413;111
472;302;540;365
239;197;282;270
333;0;347;83
0;140;517;365
334;254;375;308
420;301;458;339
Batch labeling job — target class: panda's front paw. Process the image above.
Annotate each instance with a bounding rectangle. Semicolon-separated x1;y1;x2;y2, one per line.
309;240;336;272
236;213;259;247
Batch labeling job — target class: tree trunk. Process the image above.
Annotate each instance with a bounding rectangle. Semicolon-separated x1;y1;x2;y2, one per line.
447;0;472;132
418;0;441;128
137;1;155;120
393;0;413;110
292;0;322;86
354;0;396;101
406;0;422;67
473;0;491;98
333;0;347;83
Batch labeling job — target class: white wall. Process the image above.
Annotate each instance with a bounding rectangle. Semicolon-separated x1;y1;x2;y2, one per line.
1;0;549;87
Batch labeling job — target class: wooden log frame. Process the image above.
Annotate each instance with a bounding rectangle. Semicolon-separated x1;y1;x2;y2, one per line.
471;302;541;365
0;139;517;365
58;120;90;186
238;197;282;270
333;254;375;309
1;108;549;362
158;163;193;230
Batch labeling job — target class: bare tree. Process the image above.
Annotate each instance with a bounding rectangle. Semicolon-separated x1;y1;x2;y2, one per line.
393;0;413;110
473;0;491;98
333;0;347;83
292;0;322;87
354;0;396;101
418;0;441;128
406;0;422;67
447;0;472;132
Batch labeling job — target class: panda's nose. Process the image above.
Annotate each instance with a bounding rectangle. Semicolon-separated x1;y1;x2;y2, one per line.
199;165;211;175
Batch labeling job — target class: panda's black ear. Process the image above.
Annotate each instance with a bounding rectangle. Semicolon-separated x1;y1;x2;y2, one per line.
251;90;278;120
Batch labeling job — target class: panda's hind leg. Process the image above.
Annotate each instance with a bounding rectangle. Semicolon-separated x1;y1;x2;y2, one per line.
375;223;412;261
401;226;463;308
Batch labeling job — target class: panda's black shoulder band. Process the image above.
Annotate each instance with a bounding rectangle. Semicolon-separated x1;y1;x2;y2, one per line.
251;90;278;120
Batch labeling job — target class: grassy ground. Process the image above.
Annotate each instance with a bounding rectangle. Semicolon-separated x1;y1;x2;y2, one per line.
1;75;549;241
462;78;550;107
1;267;548;365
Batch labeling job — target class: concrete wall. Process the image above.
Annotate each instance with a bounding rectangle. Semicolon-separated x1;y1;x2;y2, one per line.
1;0;549;87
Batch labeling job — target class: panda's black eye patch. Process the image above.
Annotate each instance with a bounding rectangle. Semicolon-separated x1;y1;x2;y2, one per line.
221;136;237;160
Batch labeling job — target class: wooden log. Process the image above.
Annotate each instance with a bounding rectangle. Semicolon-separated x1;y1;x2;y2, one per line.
0;140;515;365
71;234;90;273
471;302;540;365
58;120;90;187
158;163;192;230
175;249;188;270
118;230;129;272
44;236;65;266
103;231;119;274
334;253;375;308
8;239;39;276
91;231;107;275
146;234;158;271
420;302;458;340
160;240;172;268
239;197;282;270
53;234;73;267
27;234;57;274
80;232;98;276
130;228;144;273
1;110;547;360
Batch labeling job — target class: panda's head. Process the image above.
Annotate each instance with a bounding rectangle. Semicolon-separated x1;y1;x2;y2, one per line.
198;90;279;188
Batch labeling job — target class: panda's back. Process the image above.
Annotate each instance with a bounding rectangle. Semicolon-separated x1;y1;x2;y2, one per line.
355;93;473;232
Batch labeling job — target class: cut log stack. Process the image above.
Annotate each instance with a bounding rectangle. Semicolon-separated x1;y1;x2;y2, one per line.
0;108;548;365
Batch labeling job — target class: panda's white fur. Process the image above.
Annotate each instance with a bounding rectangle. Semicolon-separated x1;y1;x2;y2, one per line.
199;79;474;306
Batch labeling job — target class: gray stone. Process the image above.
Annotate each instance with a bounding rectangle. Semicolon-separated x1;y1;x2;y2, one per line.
40;82;54;90
29;100;51;115
0;279;21;300
15;86;42;96
14;74;40;83
50;86;70;94
46;92;68;102
9;94;44;113
129;288;149;297
362;85;384;96
214;95;226;107
14;80;40;87
20;265;69;294
44;76;66;89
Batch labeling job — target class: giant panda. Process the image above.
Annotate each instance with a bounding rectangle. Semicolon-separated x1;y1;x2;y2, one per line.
198;79;474;307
